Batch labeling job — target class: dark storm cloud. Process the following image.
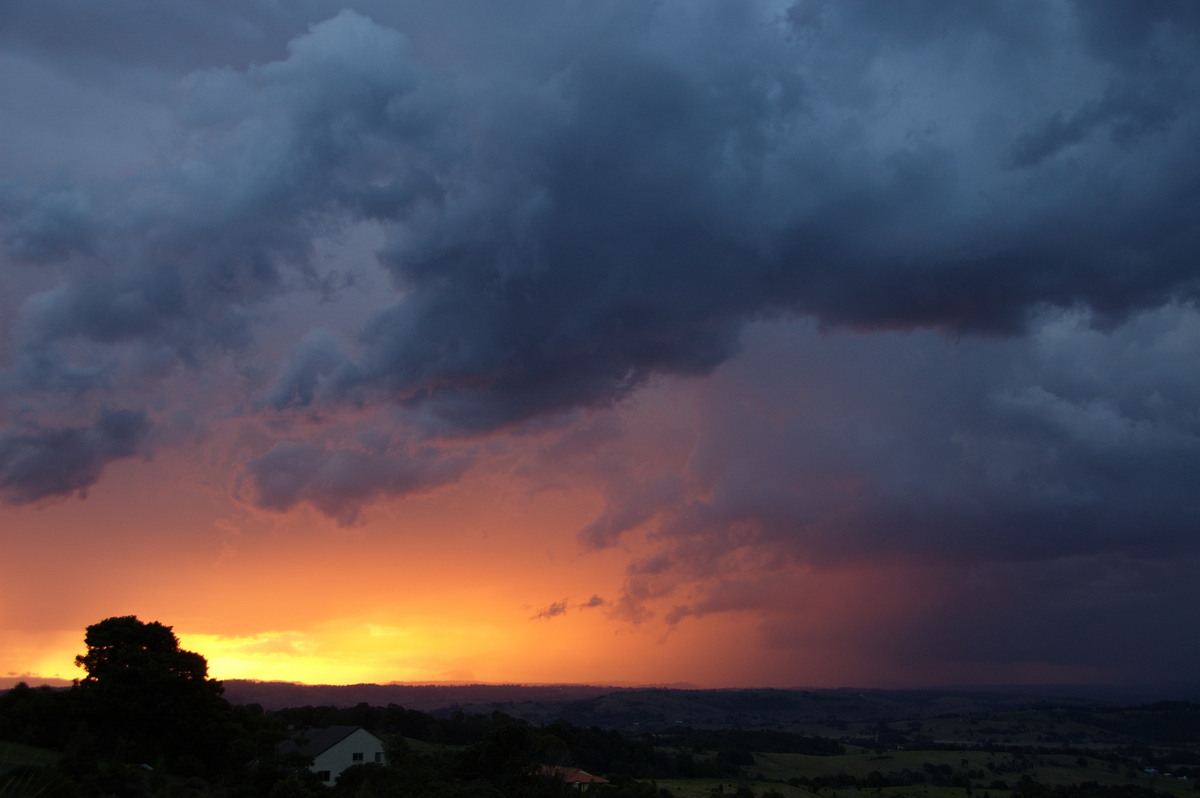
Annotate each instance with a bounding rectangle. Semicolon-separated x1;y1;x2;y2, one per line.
0;409;149;504
581;312;1200;681
1;10;440;499
903;554;1200;683
0;1;297;72
0;188;94;263
242;439;472;526
2;0;1200;506
2;9;411;392
743;551;1200;685
641;312;1200;565
285;0;1200;429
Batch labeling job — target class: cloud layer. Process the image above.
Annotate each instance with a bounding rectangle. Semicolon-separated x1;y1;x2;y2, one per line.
575;312;1200;683
2;0;1199;686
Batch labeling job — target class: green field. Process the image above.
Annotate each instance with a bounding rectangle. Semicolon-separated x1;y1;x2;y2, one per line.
0;741;59;772
649;745;1198;798
0;741;63;796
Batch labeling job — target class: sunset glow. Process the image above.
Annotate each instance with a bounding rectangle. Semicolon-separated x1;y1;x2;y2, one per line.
4;1;1200;693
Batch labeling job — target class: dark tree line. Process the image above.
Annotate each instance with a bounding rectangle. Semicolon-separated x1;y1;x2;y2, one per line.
19;616;1181;798
0;616;284;796
2;616;838;796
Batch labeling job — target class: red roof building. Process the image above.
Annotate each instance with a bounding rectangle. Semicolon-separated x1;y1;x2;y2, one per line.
536;764;611;788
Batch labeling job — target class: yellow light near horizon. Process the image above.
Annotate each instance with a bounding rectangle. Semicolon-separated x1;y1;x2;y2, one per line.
201;651;390;686
179;617;524;686
0;628;89;684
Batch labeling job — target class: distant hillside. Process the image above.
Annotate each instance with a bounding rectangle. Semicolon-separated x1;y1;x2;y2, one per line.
0;677;71;690
221;681;1200;753
220;680;624;712
220;681;1200;737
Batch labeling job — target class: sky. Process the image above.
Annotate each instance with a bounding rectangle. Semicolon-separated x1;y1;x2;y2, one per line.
3;0;1200;692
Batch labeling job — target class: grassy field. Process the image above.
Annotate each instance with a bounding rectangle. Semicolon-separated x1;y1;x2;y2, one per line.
648;745;1199;798
0;741;63;797
654;777;810;797
0;741;59;772
651;777;1007;798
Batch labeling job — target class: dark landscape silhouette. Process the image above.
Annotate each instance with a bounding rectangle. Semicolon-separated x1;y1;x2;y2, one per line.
4;616;1200;797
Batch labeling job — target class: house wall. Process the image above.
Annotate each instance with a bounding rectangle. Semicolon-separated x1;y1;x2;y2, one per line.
311;728;386;784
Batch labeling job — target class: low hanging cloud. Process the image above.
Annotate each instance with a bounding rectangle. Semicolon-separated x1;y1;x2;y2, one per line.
566;310;1200;681
0;409;150;504
242;439;473;526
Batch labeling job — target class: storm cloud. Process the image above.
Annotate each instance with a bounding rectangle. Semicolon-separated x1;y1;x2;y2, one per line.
306;0;1200;431
242;439;472;526
568;310;1200;682
2;0;1200;686
0;409;149;504
6;2;1199;448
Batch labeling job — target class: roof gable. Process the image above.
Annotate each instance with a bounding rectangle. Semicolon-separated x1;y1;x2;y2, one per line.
280;725;378;757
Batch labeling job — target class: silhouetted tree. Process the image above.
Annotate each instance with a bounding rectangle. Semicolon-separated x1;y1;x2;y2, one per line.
76;615;217;690
0;681;79;749
74;615;234;771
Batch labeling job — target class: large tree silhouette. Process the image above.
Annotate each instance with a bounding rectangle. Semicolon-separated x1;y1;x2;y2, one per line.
75;615;231;770
76;615;216;690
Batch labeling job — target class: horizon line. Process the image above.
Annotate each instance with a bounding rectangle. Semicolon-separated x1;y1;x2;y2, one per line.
5;674;1197;700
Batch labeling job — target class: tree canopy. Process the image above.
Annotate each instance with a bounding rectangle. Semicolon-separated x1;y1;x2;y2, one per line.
73;615;231;769
75;615;216;692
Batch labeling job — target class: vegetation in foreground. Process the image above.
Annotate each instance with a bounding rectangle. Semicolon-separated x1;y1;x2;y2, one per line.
2;617;1198;797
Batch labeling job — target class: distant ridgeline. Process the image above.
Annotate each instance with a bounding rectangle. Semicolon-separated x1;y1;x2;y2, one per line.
6;675;1200;796
217;682;1200;747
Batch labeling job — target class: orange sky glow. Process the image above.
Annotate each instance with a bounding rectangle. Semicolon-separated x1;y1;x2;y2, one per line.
0;326;1161;692
2;377;789;688
5;2;1200;696
0;366;957;691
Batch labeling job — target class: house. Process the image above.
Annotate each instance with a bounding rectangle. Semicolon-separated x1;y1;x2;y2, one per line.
536;765;610;790
280;725;386;785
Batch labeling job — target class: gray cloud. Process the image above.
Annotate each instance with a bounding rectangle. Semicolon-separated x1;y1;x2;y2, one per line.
575;309;1200;680
912;553;1200;683
3;8;432;359
577;475;685;551
1;10;441;501
290;0;1200;431
0;1;298;73
0;408;150;504
530;595;609;621
241;438;472;526
1;0;1199;541
530;600;568;621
